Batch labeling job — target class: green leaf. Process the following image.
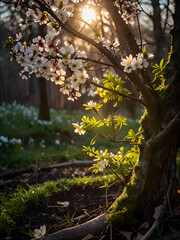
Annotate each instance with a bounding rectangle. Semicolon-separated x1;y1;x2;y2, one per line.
142;46;146;53
160;58;164;68
27;229;34;238
90;135;98;145
50;22;59;29
59;1;63;9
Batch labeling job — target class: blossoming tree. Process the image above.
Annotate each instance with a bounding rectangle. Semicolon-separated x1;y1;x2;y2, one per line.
3;0;180;239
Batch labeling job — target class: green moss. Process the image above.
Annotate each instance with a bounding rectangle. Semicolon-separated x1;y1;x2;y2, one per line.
107;172;141;229
163;63;172;81
155;82;171;102
139;109;150;141
107;156;145;229
139;109;147;127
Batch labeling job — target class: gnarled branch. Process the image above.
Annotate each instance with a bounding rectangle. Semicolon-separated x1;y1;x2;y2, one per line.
148;112;180;147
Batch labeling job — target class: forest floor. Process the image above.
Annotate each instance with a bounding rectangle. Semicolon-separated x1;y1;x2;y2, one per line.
1;165;180;240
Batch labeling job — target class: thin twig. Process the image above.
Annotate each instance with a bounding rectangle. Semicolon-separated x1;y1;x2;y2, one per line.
136;13;143;52
162;0;170;35
108;166;122;181
76;57;122;70
93;128;140;146
88;80;145;106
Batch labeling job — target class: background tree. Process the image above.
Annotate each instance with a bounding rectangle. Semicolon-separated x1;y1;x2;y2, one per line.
139;0;173;63
2;0;180;239
37;24;50;120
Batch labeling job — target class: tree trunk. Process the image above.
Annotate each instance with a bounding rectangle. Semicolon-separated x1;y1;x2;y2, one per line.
108;105;179;229
151;0;165;62
108;0;180;227
38;77;50;121
37;25;50;121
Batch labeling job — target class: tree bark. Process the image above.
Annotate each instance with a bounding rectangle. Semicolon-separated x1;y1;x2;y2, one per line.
108;104;180;229
37;24;50;121
39;213;109;240
38;77;50;121
108;0;180;228
151;0;165;62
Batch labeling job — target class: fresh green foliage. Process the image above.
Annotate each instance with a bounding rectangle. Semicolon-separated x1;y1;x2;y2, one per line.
85;145;139;179
58;0;63;9
142;45;146;53
4;36;16;60
113;115;127;131
126;128;143;144
152;59;165;81
64;211;76;227
73;98;141;182
0;175;115;235
97;72;131;106
152;59;171;100
81;115;104;131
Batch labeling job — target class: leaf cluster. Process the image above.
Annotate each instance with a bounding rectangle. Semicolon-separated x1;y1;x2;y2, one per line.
152;59;172;100
84;145;139;178
97;72;131;107
152;59;165;82
125;128;142;144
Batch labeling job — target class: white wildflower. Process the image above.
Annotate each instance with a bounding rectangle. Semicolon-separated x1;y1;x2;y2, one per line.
72;123;86;135
33;225;46;239
87;100;97;108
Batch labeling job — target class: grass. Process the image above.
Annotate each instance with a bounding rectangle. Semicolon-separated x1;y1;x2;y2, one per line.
0;175;115;236
0;102;140;170
0;143;88;170
0;102;83;138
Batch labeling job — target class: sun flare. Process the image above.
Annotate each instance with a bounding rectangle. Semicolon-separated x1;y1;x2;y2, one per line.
81;6;96;23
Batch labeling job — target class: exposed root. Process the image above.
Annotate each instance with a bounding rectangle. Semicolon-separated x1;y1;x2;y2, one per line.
37;213;110;240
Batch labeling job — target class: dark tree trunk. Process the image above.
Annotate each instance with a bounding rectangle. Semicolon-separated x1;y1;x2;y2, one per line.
109;108;179;229
37;25;50;121
151;0;165;62
38;77;50;121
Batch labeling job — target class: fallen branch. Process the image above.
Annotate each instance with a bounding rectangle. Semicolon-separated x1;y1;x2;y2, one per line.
38;213;110;240
0;166;34;179
0;160;94;179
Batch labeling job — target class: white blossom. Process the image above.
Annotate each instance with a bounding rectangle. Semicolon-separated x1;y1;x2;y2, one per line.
69;59;82;72
87;100;97;108
98;159;109;171
56;9;68;23
16;32;22;41
72;123;86;135
33;225;46;239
